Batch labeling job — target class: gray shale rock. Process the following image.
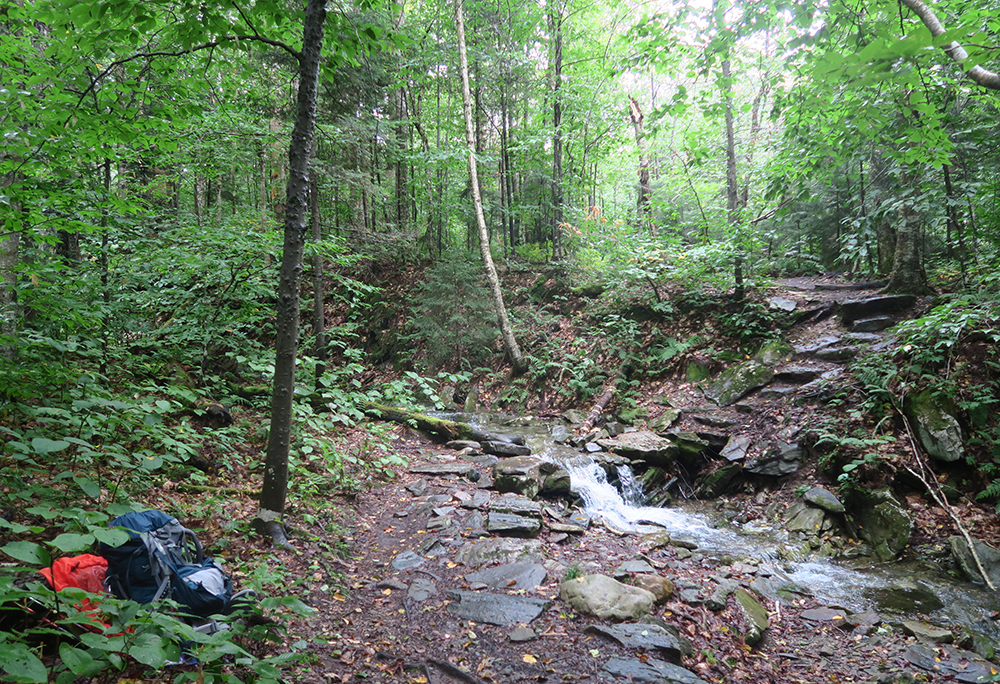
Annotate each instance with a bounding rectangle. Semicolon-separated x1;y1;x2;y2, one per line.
600;656;708;684
905;389;965;463
596;431;678;468
586;623;689;658
845;488;914;561
949;535;1000;587
454;538;544;567
464;562;547;590
803;486;846;514
445;590;551;626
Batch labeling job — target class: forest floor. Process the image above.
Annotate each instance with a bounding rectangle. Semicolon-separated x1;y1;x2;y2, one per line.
173;274;1000;684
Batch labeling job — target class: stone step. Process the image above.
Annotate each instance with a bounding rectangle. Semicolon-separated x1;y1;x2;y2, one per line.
840;294;916;324
850;316;895;332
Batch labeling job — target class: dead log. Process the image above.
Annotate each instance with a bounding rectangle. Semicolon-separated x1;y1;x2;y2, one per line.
361;401;495;443
575;360;633;435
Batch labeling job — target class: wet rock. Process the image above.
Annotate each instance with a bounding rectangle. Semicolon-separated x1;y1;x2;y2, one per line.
566;510;592;529
445;590;551;626
596;431;678;468
551;424;571;444
391;551;426;570
905;390;964;463
733;588;769;646
902;620;954;643
749;576;811;606
560;574;656;621
785;502;827;533
840;294;916;324
694;463;743;498
540;465;572;495
754;339;794;366
949;536;1000;587
586;623;688;658
482;440;532;457
671;432;710;461
633;574;674;604
464;562;547;590
454;538;543;567
804;486;846;514
902;643;996;683
492;456;546;498
703;361;775;406
562;409;588;424
600;656;708;684
649;409;681;433
720;436;751;462
844;488;913;561
851;316;895;332
745;441;801;476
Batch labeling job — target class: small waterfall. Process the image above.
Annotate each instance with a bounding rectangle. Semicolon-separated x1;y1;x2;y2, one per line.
616;465;645;506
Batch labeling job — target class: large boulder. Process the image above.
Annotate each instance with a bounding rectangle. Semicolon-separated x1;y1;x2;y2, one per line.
703;361;774;406
905;390;964;463
560;574;656;621
840;295;915;324
596;431;677;468
493;456;545;498
744;441;802;476
844;489;914;561
949;536;1000;588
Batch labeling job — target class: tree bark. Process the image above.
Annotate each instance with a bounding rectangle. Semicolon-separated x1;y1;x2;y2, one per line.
898;0;1000;90
255;0;327;550
627;96;653;233
310;172;327;388
884;169;931;294
550;5;565;258
575;360;632;436
453;0;527;376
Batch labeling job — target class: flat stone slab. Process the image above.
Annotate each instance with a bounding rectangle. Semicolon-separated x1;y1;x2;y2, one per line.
585;623;687;657
464;562;547;590
454;538;544;567
616;559;656;574
793;335;841;354
769;296;797;312
482;440;532;456
851;316;895;332
800;607;848;622
445;590;551;626
487;512;542;537
720;436;751;462
774;365;824;384
391;551;426;570
600;656;709;684
407;578;436;602
408;463;477;477
804;486;845;513
596;431;677;466
703;361;774;406
813;345;859;362
903;644;996;683
902;620;955;643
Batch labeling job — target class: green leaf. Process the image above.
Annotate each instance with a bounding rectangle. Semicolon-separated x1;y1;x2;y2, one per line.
128;632;174;668
0;643;48;683
74;477;101;498
31;437;70;454
91;527;130;547
59;644;103;676
1;541;51;565
47;533;95;554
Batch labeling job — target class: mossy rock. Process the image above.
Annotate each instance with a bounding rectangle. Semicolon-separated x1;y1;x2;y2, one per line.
845;488;914;562
754;339;794;366
904;390;964;463
702;361;774;406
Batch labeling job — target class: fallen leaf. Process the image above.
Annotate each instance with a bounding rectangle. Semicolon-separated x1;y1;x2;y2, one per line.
523;654;537;664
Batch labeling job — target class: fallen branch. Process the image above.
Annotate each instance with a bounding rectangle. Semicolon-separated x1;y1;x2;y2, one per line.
175;484;261;496
576;360;633;436
893;394;996;591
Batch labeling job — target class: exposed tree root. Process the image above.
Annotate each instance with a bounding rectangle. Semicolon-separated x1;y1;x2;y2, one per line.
251;517;295;553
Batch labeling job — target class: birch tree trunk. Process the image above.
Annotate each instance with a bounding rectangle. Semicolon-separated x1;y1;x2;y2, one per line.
454;0;527;376
254;0;327;548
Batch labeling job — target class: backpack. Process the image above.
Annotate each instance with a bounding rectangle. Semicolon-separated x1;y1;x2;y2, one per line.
100;510;234;620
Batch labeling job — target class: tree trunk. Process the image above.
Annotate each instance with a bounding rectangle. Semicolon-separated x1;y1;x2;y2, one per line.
722;58;742;301
899;0;1000;90
311;173;327;388
550;6;565;259
255;0;327;549
454;0;527;376
884;169;930;294
627;96;652;232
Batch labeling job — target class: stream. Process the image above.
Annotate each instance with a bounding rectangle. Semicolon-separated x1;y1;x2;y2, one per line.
439;411;1000;645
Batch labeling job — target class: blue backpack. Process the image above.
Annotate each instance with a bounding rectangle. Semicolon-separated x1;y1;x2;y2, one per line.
100;510;234;619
